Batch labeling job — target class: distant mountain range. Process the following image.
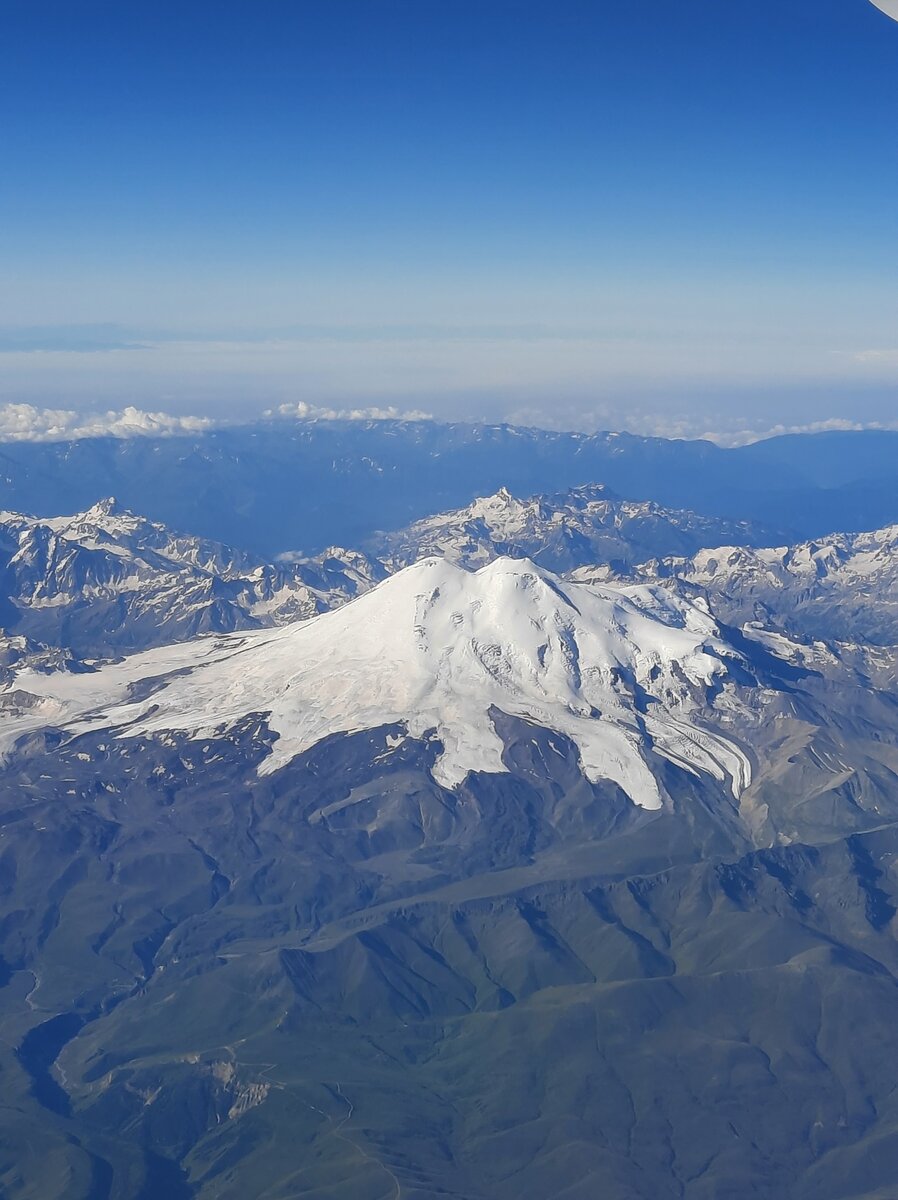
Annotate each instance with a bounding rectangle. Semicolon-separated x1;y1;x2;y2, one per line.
373;482;779;573
2;419;898;554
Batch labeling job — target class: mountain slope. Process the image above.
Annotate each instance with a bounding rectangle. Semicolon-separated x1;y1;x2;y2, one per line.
6;500;898;1197
578;524;898;646
3;561;898;1197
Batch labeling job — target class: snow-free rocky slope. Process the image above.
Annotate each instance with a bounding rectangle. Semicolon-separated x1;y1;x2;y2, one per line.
1;556;752;808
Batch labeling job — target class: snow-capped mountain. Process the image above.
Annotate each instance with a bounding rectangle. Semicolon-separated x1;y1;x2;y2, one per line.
370;483;777;573
2;556;754;809
0;498;382;656
577;524;898;646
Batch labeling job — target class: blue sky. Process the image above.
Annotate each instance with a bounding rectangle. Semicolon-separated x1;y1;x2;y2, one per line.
2;0;898;440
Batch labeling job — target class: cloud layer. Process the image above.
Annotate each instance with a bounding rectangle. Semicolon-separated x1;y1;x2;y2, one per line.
0;401;434;443
0;401;895;449
0;404;215;442
266;401;433;422
704;417;898;448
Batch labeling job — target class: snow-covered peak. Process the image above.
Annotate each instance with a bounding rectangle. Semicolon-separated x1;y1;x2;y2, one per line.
2;556;752;808
370;484;774;574
34;496;168;552
82;495;123;520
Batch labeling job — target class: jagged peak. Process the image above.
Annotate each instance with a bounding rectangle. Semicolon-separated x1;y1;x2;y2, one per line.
468;485;527;513
81;496;126;519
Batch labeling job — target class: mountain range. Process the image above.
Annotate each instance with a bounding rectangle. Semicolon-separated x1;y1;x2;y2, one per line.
3;420;898;555
371;483;778;573
0;484;777;661
4;434;898;1199
580;524;898;647
0;498;382;658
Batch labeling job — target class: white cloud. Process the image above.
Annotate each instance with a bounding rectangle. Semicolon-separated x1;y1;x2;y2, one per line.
703;417;898;448
0;400;433;444
0;400;893;452
842;349;898;366
265;401;433;422
0;403;215;442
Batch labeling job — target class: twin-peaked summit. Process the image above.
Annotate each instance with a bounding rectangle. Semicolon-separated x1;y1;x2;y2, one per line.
3;556;753;809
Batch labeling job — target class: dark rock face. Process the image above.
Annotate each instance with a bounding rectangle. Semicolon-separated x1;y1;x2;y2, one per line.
2;673;898;1199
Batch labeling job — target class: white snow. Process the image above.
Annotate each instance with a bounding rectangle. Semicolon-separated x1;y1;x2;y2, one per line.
0;557;752;808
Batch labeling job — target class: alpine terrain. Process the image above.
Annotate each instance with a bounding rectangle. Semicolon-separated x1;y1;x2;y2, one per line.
3;500;898;1199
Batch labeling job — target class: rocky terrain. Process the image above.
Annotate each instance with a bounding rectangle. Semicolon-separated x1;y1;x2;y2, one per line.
577;524;898;646
0;498;382;658
371;483;776;573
